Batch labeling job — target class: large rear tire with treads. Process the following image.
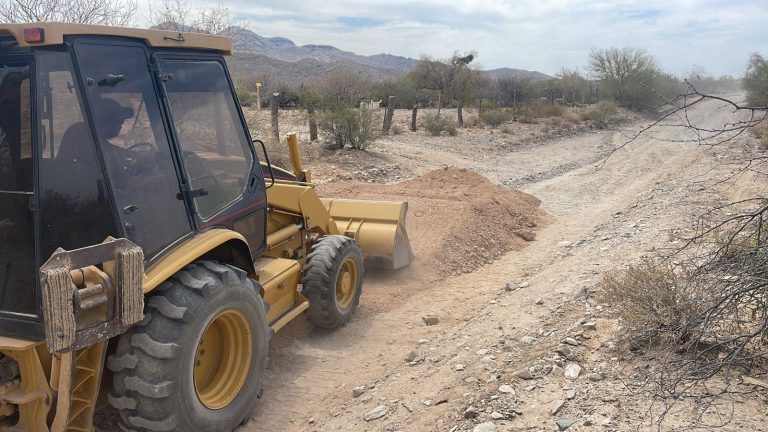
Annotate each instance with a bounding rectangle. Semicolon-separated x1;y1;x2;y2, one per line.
108;260;269;432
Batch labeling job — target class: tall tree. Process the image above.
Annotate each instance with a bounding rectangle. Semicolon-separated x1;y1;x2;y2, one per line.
0;0;136;26
409;51;481;117
588;47;658;107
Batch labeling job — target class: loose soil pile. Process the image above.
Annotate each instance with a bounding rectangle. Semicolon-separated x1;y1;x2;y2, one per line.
318;167;547;278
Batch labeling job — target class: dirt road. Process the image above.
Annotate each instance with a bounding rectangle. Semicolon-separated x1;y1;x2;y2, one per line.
240;99;765;431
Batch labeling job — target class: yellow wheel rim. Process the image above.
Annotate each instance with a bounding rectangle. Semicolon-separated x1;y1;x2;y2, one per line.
335;257;358;309
194;309;252;410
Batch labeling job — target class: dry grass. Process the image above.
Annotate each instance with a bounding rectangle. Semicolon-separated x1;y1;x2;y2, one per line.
751;122;768;150
600;258;712;349
463;114;481;127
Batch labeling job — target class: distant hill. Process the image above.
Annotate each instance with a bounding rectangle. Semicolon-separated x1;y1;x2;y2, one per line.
485;68;553;82
153;24;552;88
226;26;419;72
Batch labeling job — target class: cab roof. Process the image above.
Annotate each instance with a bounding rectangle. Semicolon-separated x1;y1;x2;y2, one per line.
0;22;233;54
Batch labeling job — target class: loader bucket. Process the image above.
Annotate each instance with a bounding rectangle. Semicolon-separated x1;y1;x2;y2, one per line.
321;198;413;269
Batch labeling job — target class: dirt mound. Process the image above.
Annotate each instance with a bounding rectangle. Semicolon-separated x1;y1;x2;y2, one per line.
318;167;547;278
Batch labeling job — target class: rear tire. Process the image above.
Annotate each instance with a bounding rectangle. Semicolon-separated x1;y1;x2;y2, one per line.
108;261;269;432
301;235;364;329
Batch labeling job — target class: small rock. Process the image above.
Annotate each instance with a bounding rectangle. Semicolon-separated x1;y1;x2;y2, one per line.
588;372;603;382
404;350;418;362
555;345;572;358
564;363;582;380
513;369;534;380
308;418;315;424
504;282;519;292
558;240;572;247
550;399;565;416
422;314;439;326
464;406;478;419
360;395;372;403
454;363;465;371
562;337;579;346
535;298;544;305
476;349;490;356
565;389;576;400
551;365;564;376
491;411;505;420
363;405;389;422
464;376;478;384
352;386;366;398
473;422;497;432
582;322;597;331
417;339;430;344
498;384;515;394
556;417;576;430
519;281;530;288
423;399;431;406
572;287;589;300
520;336;536;345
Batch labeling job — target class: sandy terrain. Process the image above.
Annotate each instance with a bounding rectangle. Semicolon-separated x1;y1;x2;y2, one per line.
236;101;768;431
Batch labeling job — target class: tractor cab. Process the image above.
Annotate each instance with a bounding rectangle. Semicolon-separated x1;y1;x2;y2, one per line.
0;24;267;341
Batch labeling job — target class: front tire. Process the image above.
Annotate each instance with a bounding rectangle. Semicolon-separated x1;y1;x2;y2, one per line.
108;261;269;432
301;235;364;329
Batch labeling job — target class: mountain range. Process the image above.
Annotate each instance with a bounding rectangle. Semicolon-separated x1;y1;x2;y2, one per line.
155;24;553;86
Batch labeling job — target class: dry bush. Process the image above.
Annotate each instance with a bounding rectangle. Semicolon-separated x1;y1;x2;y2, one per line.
581;101;623;129
317;108;379;150
480;109;513;128
518;99;563;119
423;113;458;136
391;124;402;135
500;125;514;134
751;122;768;150
601;258;710;349
463;114;481;127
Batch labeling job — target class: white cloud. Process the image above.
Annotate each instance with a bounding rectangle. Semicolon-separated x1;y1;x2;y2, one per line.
175;0;768;76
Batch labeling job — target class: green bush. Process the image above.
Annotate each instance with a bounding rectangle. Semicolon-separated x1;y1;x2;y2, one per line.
423;113;458;136
234;80;254;107
480;109;512;128
317;107;378;150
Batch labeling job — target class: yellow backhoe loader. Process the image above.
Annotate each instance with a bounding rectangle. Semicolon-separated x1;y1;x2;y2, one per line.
0;22;411;431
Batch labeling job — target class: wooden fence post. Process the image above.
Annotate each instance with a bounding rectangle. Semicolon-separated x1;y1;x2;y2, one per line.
411;105;418;131
457;99;464;127
382;95;396;135
308;104;318;142
270;93;280;144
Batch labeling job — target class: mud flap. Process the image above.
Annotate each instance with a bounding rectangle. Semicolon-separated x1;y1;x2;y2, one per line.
322;199;413;269
40;238;144;353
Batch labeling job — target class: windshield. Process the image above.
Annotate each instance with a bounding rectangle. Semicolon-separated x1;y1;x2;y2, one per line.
0;59;35;316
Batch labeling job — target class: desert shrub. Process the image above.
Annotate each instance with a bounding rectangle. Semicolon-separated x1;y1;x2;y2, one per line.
600;258;710;349
580;101;624;129
751;121;768;150
423;113;457;136
317;107;378;149
235;80;254;107
463;114;481;127
517;99;563;119
480;109;513;128
446;120;458;136
501;125;513;134
391;124;402;135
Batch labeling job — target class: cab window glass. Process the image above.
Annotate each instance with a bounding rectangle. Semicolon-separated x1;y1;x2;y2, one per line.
161;60;253;220
75;43;191;258
36;49;119;260
0;60;35;315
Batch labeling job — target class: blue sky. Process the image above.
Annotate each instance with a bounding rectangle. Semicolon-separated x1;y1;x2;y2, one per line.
174;0;768;77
